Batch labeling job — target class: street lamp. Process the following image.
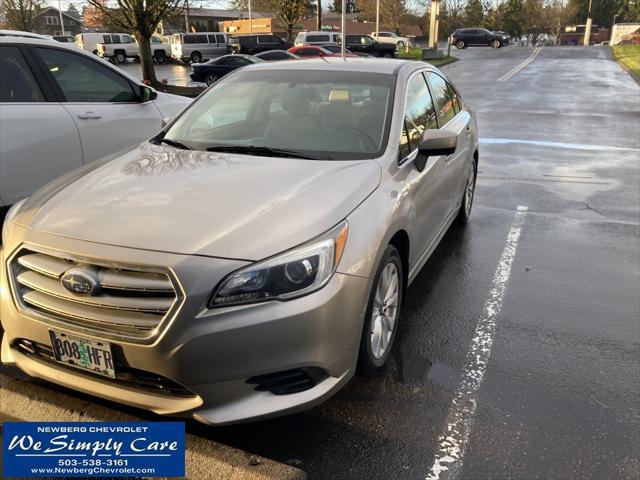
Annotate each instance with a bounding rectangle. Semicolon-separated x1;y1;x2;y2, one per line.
341;0;346;57
375;0;379;39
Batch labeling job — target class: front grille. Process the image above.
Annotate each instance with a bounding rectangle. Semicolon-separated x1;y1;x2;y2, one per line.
9;247;181;341
13;338;195;398
247;368;328;395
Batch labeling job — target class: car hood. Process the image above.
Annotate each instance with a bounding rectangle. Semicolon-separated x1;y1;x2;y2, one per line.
19;143;381;260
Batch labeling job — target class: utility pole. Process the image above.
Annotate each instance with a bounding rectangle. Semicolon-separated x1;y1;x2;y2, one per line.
184;0;190;32
57;0;65;35
317;0;322;30
249;0;253;34
375;0;379;38
341;0;346;57
583;0;593;46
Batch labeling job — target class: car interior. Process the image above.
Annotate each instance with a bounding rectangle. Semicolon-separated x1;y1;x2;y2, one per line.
172;76;393;158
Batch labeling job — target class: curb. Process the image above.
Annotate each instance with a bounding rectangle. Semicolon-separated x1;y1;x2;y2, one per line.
0;373;306;480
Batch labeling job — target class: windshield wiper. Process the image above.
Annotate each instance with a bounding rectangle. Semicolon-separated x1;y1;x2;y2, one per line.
205;145;321;160
160;138;192;150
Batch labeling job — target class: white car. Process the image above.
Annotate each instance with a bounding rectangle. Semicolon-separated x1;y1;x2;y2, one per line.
371;31;411;49
0;31;191;208
97;34;172;64
294;31;341;47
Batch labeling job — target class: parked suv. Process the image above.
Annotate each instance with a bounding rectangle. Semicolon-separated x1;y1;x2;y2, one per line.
344;34;396;57
97;34;171;63
1;58;478;426
371;31;412;50
228;34;291;55
170;32;228;63
294;31;341;46
451;28;510;49
0;32;191;208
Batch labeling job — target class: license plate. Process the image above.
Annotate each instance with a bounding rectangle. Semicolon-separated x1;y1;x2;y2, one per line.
49;330;115;378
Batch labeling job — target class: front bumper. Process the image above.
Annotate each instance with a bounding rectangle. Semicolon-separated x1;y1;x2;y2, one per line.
1;230;371;425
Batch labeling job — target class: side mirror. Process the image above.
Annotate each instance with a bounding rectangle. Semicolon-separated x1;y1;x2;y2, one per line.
414;130;458;172
140;85;158;102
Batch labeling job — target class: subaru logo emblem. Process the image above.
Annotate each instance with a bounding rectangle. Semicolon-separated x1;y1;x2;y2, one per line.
61;268;100;296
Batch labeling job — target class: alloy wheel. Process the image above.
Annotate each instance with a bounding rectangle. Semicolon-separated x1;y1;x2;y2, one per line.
370;262;400;359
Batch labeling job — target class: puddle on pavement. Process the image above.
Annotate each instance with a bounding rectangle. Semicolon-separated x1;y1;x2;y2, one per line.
394;350;462;392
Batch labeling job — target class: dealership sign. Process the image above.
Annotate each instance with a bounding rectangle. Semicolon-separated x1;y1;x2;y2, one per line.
2;422;185;477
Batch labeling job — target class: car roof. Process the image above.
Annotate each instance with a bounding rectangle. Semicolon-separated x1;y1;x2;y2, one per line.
241;57;414;75
0;30;50;40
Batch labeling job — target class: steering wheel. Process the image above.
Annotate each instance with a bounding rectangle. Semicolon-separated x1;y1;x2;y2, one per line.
327;126;378;152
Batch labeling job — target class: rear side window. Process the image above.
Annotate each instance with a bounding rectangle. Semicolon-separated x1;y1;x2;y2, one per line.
0;46;45;102
307;35;329;42
37;47;136;103
215;34;226;43
208;34;217;43
427;72;457;126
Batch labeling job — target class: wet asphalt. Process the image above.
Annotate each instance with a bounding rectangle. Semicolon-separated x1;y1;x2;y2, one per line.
2;47;639;480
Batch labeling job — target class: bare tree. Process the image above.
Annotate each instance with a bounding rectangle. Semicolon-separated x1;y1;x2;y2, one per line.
85;0;183;85
0;0;46;31
276;0;305;41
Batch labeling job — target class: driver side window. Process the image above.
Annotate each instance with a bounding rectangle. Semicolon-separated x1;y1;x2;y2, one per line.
399;73;437;160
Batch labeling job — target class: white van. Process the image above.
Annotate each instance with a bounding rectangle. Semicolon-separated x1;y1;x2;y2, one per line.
170;32;228;63
75;32;122;54
294;31;341;46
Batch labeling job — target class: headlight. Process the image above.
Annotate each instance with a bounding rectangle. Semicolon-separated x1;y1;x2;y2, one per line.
1;199;26;245
210;221;348;308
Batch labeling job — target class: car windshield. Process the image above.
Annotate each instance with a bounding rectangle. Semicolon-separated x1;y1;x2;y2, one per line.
163;70;395;160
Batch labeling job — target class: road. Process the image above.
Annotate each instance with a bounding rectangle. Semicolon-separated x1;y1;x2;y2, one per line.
3;47;640;480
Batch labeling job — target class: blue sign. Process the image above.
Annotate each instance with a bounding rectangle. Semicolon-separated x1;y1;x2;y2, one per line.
2;422;185;478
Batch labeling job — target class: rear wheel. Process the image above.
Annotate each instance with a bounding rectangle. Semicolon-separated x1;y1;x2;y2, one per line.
358;245;403;377
491;39;502;49
114;51;126;64
190;51;202;63
154;50;167;64
455;40;466;49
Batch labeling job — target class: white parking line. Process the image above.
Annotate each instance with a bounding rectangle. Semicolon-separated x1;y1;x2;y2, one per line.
497;48;541;82
480;137;640;152
425;206;528;480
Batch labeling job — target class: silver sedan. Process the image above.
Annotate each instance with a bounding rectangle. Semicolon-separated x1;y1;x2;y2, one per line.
1;58;478;425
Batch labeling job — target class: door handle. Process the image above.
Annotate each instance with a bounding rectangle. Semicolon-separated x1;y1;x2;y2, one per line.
77;112;102;120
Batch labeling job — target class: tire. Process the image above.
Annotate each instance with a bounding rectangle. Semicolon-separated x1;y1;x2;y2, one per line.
114;51;126;64
358;245;403;377
154;50;166;64
190;51;202;63
205;74;217;86
397;41;405;50
456;159;477;225
491;39;501;49
455;40;466;49
92;49;99;55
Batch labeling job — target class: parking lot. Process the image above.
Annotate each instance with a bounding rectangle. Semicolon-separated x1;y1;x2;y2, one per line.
2;45;639;480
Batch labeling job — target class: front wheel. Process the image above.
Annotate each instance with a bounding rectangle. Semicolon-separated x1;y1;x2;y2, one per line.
456;160;477;225
455;40;466;49
491;39;502;49
396;41;405;50
358;245;403;377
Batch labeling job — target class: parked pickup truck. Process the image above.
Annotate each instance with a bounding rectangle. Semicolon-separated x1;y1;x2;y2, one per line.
344;34;396;57
97;34;171;63
371;31;412;50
